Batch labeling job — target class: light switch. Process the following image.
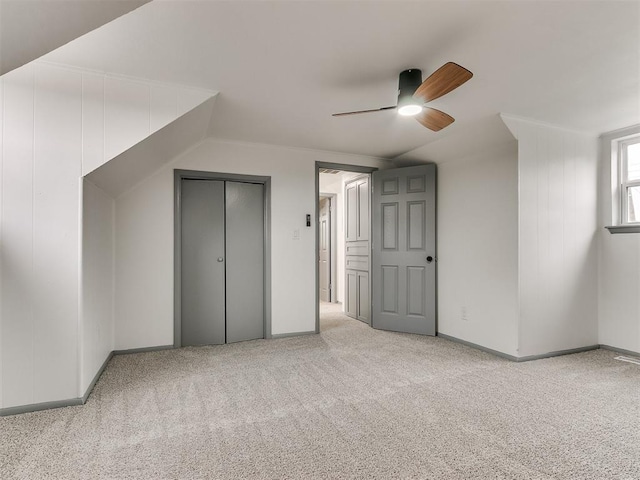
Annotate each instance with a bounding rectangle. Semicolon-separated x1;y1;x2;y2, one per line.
293;229;300;240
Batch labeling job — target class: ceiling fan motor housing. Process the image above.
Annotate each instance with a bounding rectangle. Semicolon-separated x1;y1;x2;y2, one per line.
398;69;423;100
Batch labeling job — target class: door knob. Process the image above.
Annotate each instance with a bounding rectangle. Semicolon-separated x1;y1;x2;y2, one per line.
217;257;224;262
426;256;434;263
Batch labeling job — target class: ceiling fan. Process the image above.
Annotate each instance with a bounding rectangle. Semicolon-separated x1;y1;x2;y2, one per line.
332;62;473;132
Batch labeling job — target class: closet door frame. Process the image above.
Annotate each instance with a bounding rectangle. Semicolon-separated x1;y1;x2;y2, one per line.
173;169;272;348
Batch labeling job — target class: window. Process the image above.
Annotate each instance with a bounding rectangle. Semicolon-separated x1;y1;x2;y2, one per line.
620;137;640;224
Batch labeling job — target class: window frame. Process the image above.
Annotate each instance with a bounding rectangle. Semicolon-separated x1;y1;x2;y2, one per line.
619;136;640;225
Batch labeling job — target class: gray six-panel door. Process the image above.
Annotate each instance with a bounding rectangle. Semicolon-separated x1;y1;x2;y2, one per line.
372;165;436;335
181;179;226;345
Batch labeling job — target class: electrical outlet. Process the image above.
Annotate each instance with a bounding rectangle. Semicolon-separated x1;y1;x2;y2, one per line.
461;306;468;321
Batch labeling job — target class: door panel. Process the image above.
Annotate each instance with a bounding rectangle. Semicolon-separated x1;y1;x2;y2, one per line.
357;179;369;240
406;266;426;316
357;271;369;322
407;201;426;250
181;179;226;346
346;256;368;270
346;270;357;317
381;266;398;313
382;203;399;250
345;241;368;256
319;197;331;302
372;165;436;335
381;177;399;195
407;174;426;193
346;183;357;242
226;181;264;343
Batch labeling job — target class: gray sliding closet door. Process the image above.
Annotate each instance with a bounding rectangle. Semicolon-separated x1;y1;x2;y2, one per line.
181;179;226;346
225;181;264;343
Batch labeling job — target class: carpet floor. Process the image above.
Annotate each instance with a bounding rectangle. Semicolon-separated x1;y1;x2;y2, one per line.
1;303;639;479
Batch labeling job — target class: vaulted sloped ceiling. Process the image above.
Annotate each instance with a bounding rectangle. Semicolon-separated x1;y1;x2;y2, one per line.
0;0;151;76
32;1;640;162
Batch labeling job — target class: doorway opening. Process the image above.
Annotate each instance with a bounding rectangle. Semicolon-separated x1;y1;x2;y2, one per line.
315;163;376;333
316;162;438;337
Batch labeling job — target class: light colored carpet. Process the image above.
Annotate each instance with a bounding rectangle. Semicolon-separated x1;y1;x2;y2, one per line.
1;303;639;479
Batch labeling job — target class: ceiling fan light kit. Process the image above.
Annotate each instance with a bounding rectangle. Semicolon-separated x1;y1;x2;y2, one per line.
398;103;423;116
398;68;423;115
333;62;473;131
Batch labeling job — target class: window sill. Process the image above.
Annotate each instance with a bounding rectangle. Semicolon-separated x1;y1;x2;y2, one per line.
605;225;640;234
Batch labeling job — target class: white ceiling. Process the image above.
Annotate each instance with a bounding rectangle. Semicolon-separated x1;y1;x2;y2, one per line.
0;0;151;75
41;0;640;161
320;170;362;193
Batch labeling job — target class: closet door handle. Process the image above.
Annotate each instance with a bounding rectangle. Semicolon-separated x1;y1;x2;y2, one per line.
217;257;224;262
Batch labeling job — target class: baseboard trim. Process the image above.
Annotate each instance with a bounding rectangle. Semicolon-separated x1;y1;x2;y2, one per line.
81;351;114;404
437;333;600;362
437;333;520;361
270;330;317;339
0;398;84;417
599;344;640;357
112;344;174;355
516;345;600;362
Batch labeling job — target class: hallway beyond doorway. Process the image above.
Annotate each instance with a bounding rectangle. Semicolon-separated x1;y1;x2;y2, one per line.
319;301;355;332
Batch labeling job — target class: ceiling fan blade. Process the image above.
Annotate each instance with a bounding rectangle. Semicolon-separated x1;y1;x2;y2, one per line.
332;106;396;116
415;107;454;131
413;62;473;103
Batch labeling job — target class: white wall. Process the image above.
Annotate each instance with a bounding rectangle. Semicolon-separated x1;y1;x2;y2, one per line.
79;66;215;174
1;64;81;408
598;125;640;353
503;115;599;357
81;180;115;394
437;142;520;356
0;61;214;409
115;170;175;349
440;116;600;359
598;233;640;352
113;139;391;349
